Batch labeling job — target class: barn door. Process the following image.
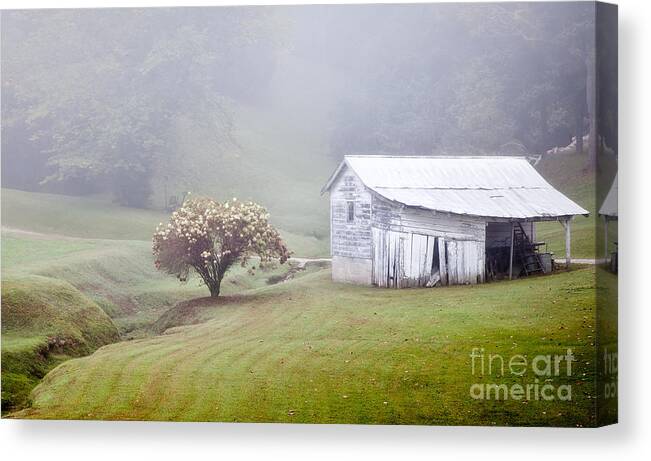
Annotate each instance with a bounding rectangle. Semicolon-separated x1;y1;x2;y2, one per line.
444;240;484;285
373;230;446;288
372;228;407;288
405;233;438;287
372;227;387;287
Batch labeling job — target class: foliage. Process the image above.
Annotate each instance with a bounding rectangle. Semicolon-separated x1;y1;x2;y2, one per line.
326;2;611;158
1;4;617;209
153;196;290;297
1;8;284;206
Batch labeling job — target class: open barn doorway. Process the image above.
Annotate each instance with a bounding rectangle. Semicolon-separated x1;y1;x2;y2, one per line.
485;221;551;280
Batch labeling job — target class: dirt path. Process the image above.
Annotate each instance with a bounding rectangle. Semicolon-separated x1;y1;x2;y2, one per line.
289;257;332;268
555;258;605;265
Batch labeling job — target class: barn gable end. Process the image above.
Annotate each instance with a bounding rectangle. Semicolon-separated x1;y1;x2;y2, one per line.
329;166;373;284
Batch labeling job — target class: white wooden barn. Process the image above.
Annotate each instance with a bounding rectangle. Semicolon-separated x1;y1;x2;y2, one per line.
321;156;589;288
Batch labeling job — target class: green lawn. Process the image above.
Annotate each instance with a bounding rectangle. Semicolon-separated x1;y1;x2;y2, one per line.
1;228;303;335
1;276;119;412
1;228;306;413
1;152;615;424
15;266;611;427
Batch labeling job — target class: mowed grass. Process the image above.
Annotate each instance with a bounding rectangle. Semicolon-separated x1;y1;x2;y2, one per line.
1;276;119;412
18;267;608;427
1;228;309;412
536;152;618;259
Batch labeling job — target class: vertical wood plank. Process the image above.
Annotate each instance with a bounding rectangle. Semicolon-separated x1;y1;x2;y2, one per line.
382;230;388;287
438;238;448;286
447;240;458;285
424;236;434;286
466;241;475;284
478;240;485;283
389;232;396;288
509;222;515;280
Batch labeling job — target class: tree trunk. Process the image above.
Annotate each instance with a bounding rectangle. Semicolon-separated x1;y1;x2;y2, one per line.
585;47;598;170
575;94;584;155
208;279;221;298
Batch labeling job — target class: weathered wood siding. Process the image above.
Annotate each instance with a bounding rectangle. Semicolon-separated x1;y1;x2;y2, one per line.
370;195;485;287
371;196;485;241
330;167;372;260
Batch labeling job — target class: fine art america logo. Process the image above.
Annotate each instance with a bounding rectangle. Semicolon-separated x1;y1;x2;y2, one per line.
469;348;575;401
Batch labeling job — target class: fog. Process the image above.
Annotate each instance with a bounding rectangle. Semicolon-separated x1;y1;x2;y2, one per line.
1;3;616;211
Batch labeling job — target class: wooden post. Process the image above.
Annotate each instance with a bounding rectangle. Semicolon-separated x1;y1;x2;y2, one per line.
509;222;515;280
564;218;571;269
604;216;609;261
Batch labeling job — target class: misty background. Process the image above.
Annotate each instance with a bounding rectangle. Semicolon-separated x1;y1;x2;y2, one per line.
1;3;617;238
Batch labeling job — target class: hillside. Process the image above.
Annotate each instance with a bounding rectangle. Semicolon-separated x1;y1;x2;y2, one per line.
1;276;119;413
1;228;302;335
535;152;617;259
17;267;613;426
1;188;329;258
1;151;611;423
150;103;335;242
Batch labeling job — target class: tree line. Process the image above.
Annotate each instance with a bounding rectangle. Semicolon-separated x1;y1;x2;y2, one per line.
1;4;616;208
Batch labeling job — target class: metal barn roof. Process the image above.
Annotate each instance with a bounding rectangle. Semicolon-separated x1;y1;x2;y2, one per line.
598;174;618;218
322;155;589;219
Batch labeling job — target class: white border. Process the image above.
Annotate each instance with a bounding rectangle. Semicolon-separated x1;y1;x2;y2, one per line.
1;1;650;459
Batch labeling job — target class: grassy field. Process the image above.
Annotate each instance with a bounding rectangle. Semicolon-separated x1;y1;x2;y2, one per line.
1;276;119;412
1;227;307;413
1;188;329;258
2;149;613;261
15;266;610;427
536;152;618;259
1;228;304;335
1;151;615;424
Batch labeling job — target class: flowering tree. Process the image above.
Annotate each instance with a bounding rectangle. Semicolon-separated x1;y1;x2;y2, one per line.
153;196;290;297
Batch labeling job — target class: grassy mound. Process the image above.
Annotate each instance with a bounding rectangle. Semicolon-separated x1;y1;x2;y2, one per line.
19;267;610;427
536;152;617;259
1;228;300;336
1;276;119;413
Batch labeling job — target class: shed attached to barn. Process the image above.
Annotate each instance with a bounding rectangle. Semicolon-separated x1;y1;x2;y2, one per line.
599;173;618;269
321;155;589;288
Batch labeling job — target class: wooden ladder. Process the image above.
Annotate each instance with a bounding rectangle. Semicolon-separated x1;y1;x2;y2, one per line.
513;222;545;276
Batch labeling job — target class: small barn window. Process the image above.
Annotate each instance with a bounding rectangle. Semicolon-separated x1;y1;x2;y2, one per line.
347;201;355;222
